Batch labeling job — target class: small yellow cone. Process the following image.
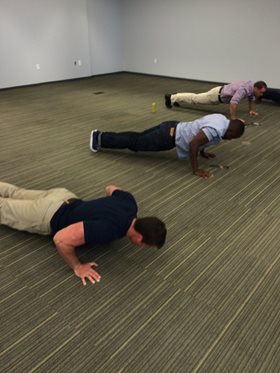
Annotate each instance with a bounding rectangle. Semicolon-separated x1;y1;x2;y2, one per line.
151;102;157;113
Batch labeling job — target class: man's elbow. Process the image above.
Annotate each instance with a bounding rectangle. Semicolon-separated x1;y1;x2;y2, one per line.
53;233;63;249
53;231;69;250
105;185;121;196
189;141;199;153
105;185;112;195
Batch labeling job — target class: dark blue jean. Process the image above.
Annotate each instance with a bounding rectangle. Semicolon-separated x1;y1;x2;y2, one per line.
262;89;280;104
100;121;179;152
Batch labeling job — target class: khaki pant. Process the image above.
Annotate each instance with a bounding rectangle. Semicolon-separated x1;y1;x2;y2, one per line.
171;86;222;105
0;182;77;235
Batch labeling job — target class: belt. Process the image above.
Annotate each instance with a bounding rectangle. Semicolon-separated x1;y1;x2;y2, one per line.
50;198;80;233
218;86;224;103
169;121;179;145
61;198;79;207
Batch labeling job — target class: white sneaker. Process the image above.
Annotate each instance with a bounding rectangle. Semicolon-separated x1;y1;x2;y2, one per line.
90;129;101;152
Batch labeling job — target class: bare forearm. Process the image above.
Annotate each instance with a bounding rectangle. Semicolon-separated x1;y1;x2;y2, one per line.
248;101;253;112
189;143;199;174
53;224;100;285
229;103;238;119
54;240;81;271
248;101;257;115
188;131;213;179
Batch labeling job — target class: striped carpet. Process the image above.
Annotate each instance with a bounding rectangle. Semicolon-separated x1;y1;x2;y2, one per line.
0;73;280;373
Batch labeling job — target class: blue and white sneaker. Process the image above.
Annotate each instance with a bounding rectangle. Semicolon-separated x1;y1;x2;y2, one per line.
90;130;101;152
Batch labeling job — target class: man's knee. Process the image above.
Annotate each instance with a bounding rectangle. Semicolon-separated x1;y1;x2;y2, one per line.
128;134;139;151
50;187;70;194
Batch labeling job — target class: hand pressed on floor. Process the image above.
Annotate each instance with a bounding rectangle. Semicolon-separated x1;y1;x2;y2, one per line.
74;262;101;285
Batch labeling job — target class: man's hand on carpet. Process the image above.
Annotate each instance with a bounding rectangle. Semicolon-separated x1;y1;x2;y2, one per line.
74;262;101;285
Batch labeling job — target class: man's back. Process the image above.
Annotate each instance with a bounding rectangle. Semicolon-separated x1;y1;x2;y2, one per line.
51;190;138;245
220;80;254;104
175;114;230;159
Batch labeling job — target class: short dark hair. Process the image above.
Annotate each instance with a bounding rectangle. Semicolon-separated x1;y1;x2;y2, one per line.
230;119;245;138
134;217;167;248
254;81;267;90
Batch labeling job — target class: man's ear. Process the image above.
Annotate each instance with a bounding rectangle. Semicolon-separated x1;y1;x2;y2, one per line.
135;232;143;245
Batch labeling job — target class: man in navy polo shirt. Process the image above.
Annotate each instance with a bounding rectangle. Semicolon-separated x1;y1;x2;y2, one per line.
0;183;166;285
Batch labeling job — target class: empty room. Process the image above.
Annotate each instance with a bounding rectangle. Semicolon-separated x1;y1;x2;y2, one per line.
1;0;280;372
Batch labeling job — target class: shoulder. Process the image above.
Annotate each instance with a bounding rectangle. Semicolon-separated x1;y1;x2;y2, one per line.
112;189;132;197
112;189;137;204
202;113;227;124
231;81;249;89
241;81;253;90
201;114;229;138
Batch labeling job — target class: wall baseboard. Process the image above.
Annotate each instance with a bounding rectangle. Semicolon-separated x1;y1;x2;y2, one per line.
1;71;278;91
121;70;228;86
0;71;124;91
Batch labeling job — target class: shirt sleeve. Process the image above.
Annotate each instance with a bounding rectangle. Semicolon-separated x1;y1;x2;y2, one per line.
83;220;120;245
112;190;133;199
230;88;247;104
112;190;138;211
201;127;219;142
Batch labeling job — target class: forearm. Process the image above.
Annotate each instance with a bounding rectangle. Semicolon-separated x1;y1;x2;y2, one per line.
188;131;213;178
189;144;199;174
200;149;206;158
248;101;254;113
53;223;100;285
54;239;81;271
229;103;238;119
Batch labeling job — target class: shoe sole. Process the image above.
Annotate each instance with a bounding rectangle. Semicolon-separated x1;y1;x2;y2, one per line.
165;95;172;108
90;129;98;152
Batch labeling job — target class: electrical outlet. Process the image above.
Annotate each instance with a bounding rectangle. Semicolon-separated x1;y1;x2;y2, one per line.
36;64;41;70
153;58;158;64
78;59;82;66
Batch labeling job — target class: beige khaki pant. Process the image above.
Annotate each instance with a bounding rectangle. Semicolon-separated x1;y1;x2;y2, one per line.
0;182;77;235
171;86;222;105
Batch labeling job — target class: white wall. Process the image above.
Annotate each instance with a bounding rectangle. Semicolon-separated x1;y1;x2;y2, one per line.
0;0;123;89
87;0;123;75
121;0;280;87
0;0;92;89
1;0;279;89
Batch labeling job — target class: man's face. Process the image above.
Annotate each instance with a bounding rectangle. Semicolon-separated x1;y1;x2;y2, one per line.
254;86;266;98
129;235;142;246
129;236;152;248
223;131;233;140
223;128;237;140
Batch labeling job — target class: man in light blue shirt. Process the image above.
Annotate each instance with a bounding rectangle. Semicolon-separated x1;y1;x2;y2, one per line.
165;80;267;119
90;114;245;179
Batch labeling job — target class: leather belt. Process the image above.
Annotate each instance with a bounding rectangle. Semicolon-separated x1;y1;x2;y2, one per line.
169;121;179;145
61;198;79;207
218;86;224;103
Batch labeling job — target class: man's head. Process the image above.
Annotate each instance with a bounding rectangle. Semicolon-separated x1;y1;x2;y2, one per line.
128;217;167;248
223;119;245;140
253;81;267;98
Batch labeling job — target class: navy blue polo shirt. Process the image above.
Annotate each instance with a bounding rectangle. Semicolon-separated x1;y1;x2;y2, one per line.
50;190;138;245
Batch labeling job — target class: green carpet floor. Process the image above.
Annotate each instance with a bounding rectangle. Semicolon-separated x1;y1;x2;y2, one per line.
0;73;280;373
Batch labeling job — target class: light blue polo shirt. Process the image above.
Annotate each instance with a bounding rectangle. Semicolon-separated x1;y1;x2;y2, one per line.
175;114;230;159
